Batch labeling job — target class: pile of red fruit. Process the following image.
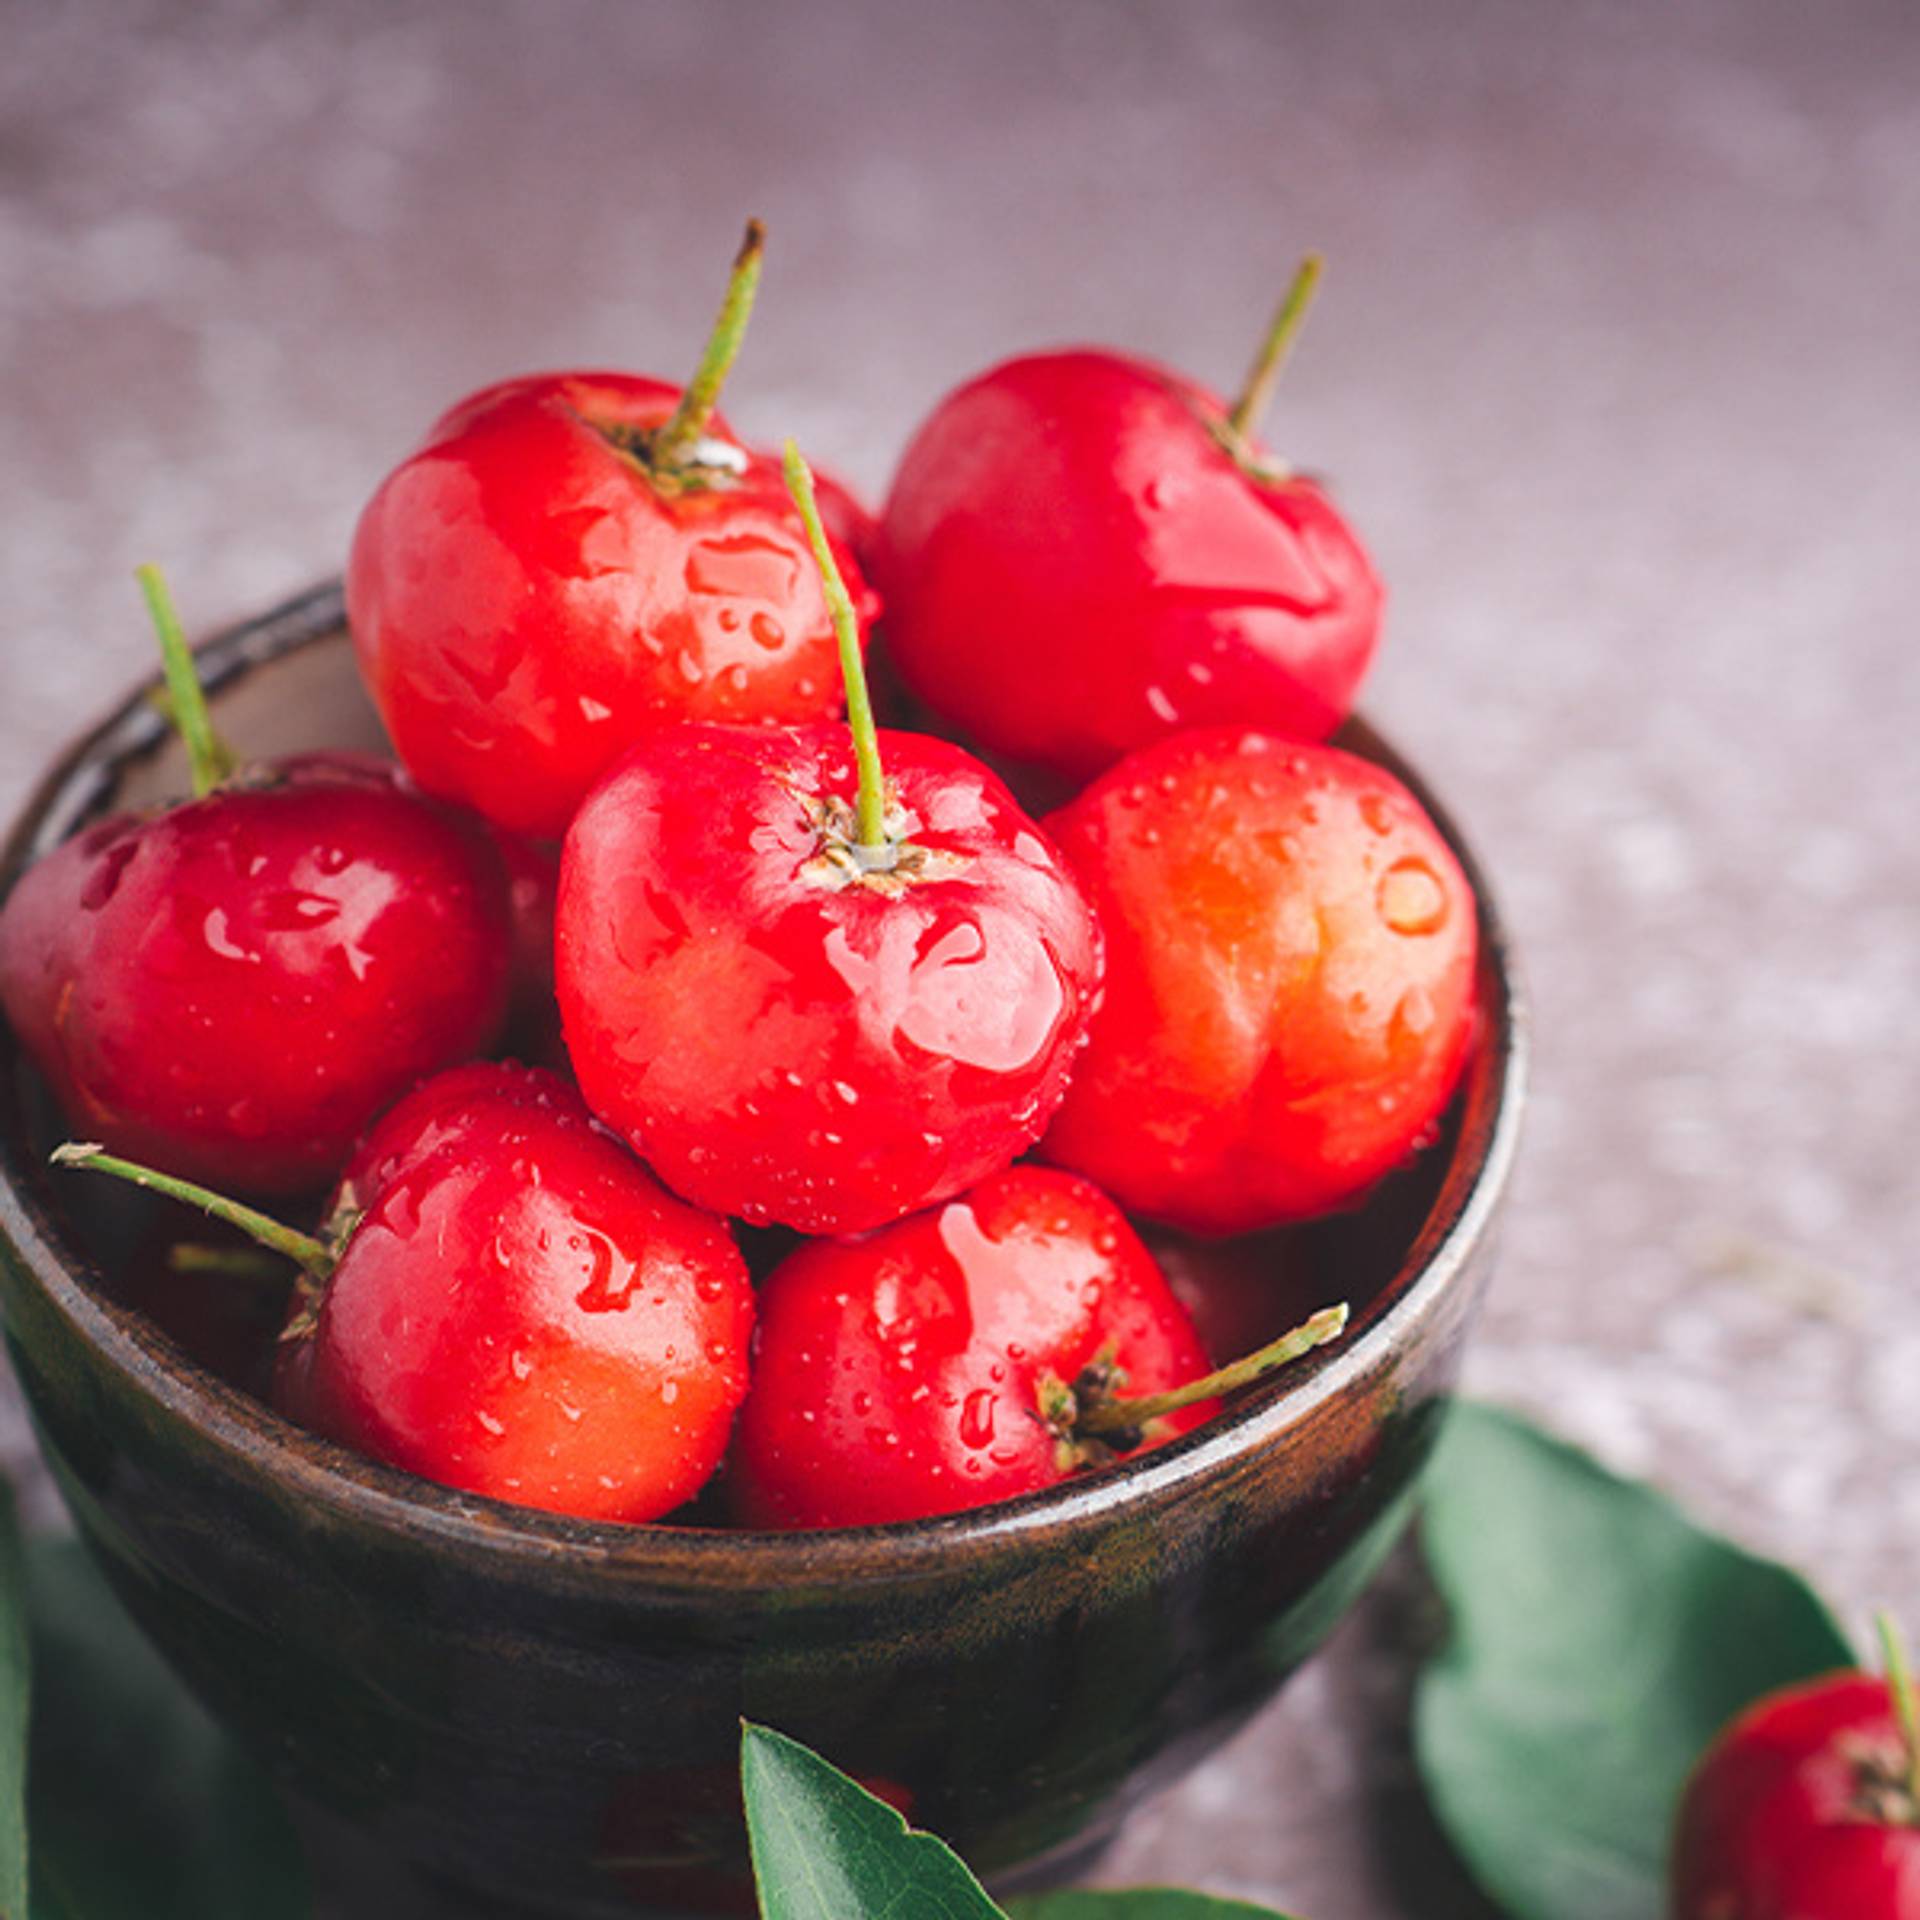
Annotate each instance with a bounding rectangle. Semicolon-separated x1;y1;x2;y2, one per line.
1;226;1480;1531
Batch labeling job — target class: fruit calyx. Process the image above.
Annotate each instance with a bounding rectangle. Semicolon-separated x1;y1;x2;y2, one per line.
1210;251;1325;485
1037;1300;1349;1472
139;564;237;798
1854;1612;1920;1827
51;1141;339;1325
593;219;766;495
784;439;966;894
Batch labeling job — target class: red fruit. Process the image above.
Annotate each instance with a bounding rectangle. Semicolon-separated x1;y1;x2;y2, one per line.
555;448;1104;1236
877;263;1378;782
267;1063;755;1523
0;744;511;1195
728;1166;1218;1528
557;722;1101;1234
348;225;880;837
1039;728;1477;1235
1673;1660;1920;1917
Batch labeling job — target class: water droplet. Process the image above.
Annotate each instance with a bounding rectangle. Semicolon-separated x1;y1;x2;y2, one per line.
1378;858;1449;935
509;1349;532;1381
578;694;613;723
749;611;786;651
660;1379;679;1404
851;1389;874;1416
475;1410;506;1438
1359;793;1394;836
674;649;705;687
718;607;741;632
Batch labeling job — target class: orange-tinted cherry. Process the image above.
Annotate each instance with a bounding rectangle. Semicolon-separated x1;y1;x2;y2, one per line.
877;256;1380;783
1038;727;1478;1235
729;1164;1346;1529
0;570;512;1196
54;1063;754;1523
348;222;880;837
555;449;1103;1235
1673;1617;1920;1918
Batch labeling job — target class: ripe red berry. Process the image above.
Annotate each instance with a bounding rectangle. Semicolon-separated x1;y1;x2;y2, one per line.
555;449;1103;1236
877;258;1380;782
1673;1625;1920;1918
728;1166;1221;1528
348;223;880;838
56;1062;755;1523
1038;728;1477;1235
0;572;512;1196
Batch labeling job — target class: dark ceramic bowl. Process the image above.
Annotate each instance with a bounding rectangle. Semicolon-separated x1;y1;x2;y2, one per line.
0;586;1525;1918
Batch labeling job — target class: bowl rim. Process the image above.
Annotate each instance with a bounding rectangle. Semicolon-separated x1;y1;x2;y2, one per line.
0;582;1528;1589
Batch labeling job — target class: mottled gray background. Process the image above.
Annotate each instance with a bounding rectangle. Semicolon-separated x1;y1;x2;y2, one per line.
3;1;1918;1914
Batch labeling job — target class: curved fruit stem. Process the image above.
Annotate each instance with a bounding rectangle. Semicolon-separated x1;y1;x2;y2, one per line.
1877;1612;1920;1816
1073;1301;1349;1436
50;1143;334;1281
649;219;767;473
138;564;236;798
784;440;887;851
1226;251;1325;447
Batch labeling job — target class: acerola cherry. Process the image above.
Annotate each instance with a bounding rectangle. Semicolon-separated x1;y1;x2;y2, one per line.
54;1062;756;1523
1673;1617;1920;1917
729;1164;1346;1529
0;570;512;1195
1038;727;1478;1236
556;447;1103;1235
348;221;881;837
877;255;1382;782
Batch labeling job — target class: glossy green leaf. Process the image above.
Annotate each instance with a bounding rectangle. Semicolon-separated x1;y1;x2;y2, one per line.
1007;1890;1301;1917
741;1722;1003;1920
1416;1403;1855;1920
0;1487;28;1920
24;1535;309;1919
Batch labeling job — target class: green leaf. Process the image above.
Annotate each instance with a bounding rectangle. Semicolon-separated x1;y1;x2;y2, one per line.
0;1486;28;1920
24;1535;310;1919
1007;1891;1302;1917
1415;1403;1855;1920
741;1722;1004;1920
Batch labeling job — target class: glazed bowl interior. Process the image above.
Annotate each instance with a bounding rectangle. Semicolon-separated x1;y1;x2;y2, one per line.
0;584;1525;1914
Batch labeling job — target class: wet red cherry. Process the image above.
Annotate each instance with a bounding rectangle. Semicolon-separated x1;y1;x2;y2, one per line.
556;448;1103;1235
729;1167;1205;1528
54;1062;756;1523
0;571;512;1196
877;256;1380;782
1038;727;1478;1235
1673;1621;1920;1918
348;222;880;838
730;1164;1348;1528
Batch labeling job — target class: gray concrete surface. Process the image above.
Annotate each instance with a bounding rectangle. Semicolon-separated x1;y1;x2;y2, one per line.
3;2;1918;1914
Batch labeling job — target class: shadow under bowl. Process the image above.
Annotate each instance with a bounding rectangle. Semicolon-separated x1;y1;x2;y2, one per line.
0;584;1526;1918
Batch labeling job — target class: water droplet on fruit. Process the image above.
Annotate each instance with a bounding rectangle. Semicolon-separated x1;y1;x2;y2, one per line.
959;1390;998;1449
749;611;785;651
1396;985;1436;1036
706;1339;731;1364
829;1080;860;1107
660;1379;679;1405
674;649;705;687
1378;858;1449;935
722;664;750;693
509;1349;532;1381
1186;660;1214;686
696;1272;728;1301
1359;793;1394;835
718;607;741;633
851;1390;873;1416
578;694;613;724
475;1410;506;1438
1145;686;1178;723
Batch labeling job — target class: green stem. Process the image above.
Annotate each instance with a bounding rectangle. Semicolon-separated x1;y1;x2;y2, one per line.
783;440;887;850
50;1144;333;1280
1226;251;1325;446
648;219;766;472
1877;1611;1920;1815
137;565;235;798
1074;1302;1349;1436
